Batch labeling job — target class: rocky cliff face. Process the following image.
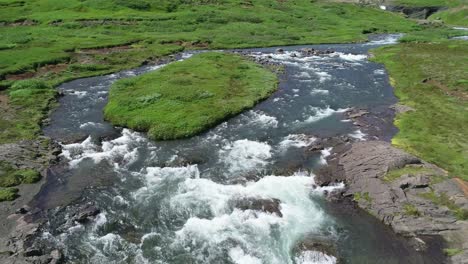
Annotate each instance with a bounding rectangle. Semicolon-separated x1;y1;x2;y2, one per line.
317;141;468;263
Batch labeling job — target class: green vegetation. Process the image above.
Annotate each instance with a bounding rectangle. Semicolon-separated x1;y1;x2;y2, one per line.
372;42;468;180
430;6;468;26
383;166;433;182
403;203;421;216
0;80;56;143
394;0;462;7
353;192;372;203
105;52;277;139
443;248;463;256
0;161;40;201
419;191;468;220
0;187;18;202
0;0;419;79
0;162;41;187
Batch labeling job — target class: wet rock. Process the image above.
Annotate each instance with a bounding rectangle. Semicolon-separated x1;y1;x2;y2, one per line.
73;204;100;223
294;236;340;262
276;48;284;54
15;208;28;215
23;247;42;257
395;174;431;189
233;197;283;217
346;108;369;119
300;48;335;57
50;249;63;264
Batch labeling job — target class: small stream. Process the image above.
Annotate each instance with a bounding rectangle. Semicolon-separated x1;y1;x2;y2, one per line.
35;35;443;263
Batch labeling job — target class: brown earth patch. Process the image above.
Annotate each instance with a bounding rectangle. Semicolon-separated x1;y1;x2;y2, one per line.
423;78;468;100
453;178;468;197
76;45;134;55
161;40;210;49
76;19;139;26
0;93;9;109
0;19;38;27
5;63;68;81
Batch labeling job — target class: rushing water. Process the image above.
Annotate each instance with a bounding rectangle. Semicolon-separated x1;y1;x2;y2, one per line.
36;35;441;263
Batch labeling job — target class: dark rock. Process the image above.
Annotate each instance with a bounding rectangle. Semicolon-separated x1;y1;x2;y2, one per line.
233;197;283;217
23;247;42;257
74;204;100;223
276;48;284;54
294;236;339;262
395;174;431;190
15;208;28;215
386;5;446;19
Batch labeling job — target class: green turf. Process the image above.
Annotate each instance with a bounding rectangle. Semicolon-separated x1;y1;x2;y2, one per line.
430;5;468;26
394;0;462;7
0;0;420;78
104;52;278;140
0;187;18;202
0;161;41;187
372;41;468;180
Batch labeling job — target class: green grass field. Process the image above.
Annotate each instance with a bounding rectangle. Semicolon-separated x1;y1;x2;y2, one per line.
0;0;420;79
104;52;278;140
372;41;468;179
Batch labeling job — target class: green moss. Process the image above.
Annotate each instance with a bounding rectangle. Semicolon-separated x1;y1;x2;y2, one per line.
0;162;41;188
383;166;433;182
0;187;19;202
443;248;463;256
403;203;421;216
419;191;468;220
105;52;278;140
353;192;372;203
372;42;468;180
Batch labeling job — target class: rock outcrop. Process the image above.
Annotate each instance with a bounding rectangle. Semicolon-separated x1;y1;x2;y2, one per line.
317;141;468;263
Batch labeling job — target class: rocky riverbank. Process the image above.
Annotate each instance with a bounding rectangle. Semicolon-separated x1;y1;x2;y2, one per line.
315;139;468;263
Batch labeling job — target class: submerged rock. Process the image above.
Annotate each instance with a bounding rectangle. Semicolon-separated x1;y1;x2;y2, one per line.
294;236;340;263
233;197;283;217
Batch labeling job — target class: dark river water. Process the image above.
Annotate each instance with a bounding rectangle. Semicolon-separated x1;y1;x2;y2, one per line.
36;35;444;263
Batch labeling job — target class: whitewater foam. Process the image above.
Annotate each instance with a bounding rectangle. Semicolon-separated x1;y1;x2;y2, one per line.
279;134;316;151
219;139;272;175
247;111;279;128
300;106;348;124
61;129;147;168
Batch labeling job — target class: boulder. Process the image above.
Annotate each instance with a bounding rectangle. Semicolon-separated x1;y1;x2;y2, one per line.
233;197;283;217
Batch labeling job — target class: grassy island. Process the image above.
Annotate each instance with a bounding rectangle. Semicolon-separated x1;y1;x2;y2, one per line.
104;52;277;140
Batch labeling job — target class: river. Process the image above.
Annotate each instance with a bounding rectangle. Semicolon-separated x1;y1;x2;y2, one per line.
33;34;443;263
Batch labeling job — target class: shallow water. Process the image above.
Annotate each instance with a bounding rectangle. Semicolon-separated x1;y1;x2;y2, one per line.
37;35;442;263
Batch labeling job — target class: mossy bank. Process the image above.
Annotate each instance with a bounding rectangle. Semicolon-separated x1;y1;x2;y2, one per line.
104;52;278;140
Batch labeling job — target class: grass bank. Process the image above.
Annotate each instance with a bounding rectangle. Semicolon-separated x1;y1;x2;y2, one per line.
105;52;277;140
0;0;420;79
0;161;41;202
372;41;468;179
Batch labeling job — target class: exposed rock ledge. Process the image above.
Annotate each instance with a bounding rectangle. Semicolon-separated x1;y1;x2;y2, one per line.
317;141;468;263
